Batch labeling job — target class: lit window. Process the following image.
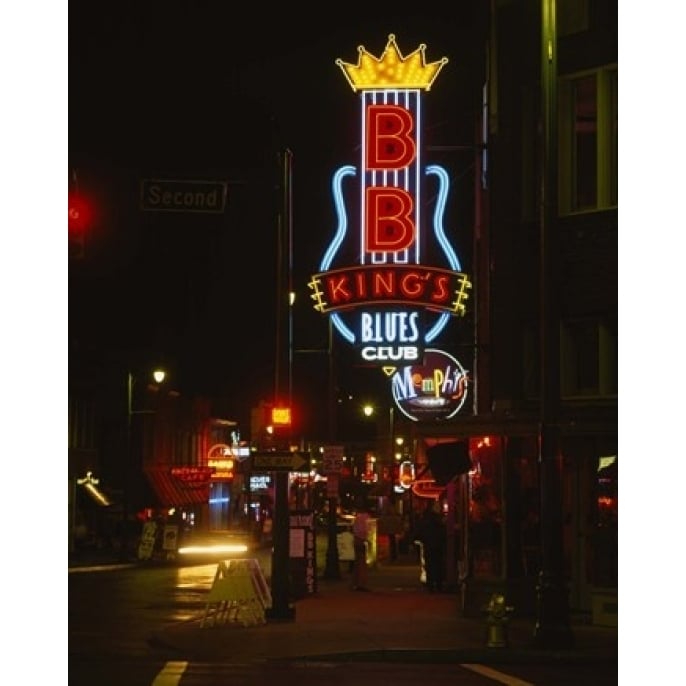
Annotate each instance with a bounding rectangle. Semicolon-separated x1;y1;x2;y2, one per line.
559;65;618;214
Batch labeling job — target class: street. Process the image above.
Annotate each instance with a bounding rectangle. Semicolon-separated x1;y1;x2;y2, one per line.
68;557;617;685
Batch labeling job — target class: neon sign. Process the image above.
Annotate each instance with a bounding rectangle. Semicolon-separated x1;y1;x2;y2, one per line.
391;348;469;421
309;35;472;364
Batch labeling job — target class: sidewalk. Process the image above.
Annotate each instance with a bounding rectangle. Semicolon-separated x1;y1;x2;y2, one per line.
147;555;618;664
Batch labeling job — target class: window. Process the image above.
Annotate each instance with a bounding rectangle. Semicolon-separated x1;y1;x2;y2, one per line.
561;317;617;397
558;0;589;37
559;65;618;214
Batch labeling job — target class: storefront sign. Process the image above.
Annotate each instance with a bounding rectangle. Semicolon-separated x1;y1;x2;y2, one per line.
250;474;272;491
308;35;471;365
170;466;214;487
207;443;236;480
391;348;469;421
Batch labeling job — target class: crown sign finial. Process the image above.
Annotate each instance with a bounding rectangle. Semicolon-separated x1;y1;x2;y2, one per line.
336;34;448;92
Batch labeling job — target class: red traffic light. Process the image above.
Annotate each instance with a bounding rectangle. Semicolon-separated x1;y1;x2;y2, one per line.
68;193;93;232
68;193;93;259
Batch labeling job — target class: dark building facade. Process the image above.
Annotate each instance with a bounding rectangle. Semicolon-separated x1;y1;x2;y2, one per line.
409;0;617;627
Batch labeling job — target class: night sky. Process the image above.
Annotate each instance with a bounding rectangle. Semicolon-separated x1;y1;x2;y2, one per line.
67;3;489;437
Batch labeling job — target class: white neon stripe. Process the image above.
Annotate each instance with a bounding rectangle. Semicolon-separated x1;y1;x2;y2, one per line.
152;661;188;686
461;663;534;686
413;88;422;264
360;92;369;263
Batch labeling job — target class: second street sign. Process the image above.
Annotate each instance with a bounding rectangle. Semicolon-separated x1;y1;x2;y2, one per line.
140;179;227;213
252;451;309;472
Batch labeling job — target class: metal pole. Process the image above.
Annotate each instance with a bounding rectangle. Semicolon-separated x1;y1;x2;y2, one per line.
534;0;573;648
267;469;295;620
120;371;133;561
323;494;341;579
389;406;394;464
69;477;77;555
266;148;296;621
286;148;294;408
323;322;341;579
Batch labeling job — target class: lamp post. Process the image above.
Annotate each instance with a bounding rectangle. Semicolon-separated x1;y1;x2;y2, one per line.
388;406;394;467
121;367;166;561
362;403;377;476
362;403;398;480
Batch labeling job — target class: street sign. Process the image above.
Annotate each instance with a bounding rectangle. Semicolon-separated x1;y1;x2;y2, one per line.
322;445;344;474
252;451;309;472
140;179;227;213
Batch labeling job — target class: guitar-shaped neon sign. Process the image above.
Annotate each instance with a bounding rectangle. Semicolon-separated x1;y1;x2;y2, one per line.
308;35;471;365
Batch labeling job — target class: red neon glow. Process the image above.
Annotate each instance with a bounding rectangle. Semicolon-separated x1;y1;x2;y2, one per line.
365;187;416;252
365;105;416;169
170;466;214;484
309;37;471;366
475;436;492;449
68;193;92;232
310;264;467;313
411;479;443;499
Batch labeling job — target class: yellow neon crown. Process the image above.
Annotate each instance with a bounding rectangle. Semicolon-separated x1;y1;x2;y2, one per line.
336;34;448;92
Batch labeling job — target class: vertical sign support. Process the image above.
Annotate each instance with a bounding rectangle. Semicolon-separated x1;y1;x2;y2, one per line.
266;148;297;622
266;469;295;621
322;445;344;579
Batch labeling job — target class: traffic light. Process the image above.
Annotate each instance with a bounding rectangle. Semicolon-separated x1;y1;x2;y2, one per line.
68;191;92;259
271;406;292;428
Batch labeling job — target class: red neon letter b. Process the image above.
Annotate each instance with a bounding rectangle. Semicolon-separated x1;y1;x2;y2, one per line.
365;187;415;252
366;105;416;170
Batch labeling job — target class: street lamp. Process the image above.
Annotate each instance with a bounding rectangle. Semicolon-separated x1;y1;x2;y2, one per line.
362;403;398;475
121;367;166;561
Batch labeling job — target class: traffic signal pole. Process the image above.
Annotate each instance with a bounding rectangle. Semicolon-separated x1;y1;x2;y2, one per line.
265;148;296;621
266;469;295;620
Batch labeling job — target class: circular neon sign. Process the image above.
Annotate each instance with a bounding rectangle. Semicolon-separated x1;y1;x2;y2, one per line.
390;348;469;422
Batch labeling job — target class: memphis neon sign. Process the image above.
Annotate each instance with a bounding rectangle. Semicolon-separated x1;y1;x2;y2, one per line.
391;348;469;421
308;35;471;364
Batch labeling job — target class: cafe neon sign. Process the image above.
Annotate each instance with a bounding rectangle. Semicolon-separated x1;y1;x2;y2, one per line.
308;35;472;365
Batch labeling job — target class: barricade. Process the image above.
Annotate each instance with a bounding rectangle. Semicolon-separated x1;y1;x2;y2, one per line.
201;558;271;628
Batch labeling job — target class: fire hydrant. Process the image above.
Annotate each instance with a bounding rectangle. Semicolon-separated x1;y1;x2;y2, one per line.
483;593;514;648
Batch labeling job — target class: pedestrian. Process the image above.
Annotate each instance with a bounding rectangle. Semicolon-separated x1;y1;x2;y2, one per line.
415;501;446;592
351;501;370;591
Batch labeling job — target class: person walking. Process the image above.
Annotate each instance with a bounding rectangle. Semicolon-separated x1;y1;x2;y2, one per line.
416;502;446;592
351;502;370;591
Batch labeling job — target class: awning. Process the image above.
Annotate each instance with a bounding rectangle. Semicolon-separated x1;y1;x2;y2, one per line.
144;466;209;507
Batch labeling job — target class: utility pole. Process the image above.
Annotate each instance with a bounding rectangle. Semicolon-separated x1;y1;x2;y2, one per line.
267;148;296;621
323;320;341;579
120;371;134;561
534;0;574;648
